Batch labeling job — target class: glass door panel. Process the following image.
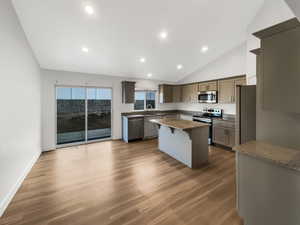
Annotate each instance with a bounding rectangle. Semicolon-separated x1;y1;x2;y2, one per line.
87;88;112;141
56;87;86;145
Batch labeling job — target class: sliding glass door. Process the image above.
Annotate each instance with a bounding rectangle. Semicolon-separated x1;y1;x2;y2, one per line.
87;88;112;141
56;87;86;145
56;86;112;146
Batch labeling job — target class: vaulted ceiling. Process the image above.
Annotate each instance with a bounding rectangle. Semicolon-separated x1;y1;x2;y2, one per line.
285;0;300;20
12;0;264;81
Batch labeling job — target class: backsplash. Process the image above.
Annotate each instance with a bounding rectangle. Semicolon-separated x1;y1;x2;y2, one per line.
176;103;236;115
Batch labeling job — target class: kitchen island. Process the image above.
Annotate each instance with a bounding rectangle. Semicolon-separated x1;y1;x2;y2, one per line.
234;141;300;225
150;118;209;169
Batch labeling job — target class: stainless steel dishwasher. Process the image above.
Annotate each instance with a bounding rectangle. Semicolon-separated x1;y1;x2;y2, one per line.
122;116;144;142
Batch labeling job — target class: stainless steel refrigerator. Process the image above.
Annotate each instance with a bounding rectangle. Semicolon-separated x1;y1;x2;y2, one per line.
235;85;256;145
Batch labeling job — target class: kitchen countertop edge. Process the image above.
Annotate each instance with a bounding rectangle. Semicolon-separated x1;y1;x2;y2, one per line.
234;141;300;172
150;118;209;131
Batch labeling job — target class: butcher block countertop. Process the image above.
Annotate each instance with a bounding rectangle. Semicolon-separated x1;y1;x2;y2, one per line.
234;141;300;172
150;118;209;131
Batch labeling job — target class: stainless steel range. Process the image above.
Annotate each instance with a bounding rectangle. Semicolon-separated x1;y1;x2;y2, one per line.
193;108;223;145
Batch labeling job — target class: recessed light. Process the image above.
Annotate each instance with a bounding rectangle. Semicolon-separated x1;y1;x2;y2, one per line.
159;31;168;40
177;64;183;70
140;57;146;63
82;47;89;53
147;73;153;78
85;5;94;15
201;46;209;53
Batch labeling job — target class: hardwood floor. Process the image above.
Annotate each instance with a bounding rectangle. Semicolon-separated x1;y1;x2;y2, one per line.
0;139;242;225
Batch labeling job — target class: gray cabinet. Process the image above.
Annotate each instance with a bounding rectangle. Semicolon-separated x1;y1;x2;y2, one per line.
218;77;246;104
172;85;182;103
254;18;300;113
159;84;173;103
213;119;235;148
144;114;179;139
181;84;198;103
198;81;217;92
122;81;135;104
218;79;235;103
122;116;144;142
144;116;160;139
158;76;246;105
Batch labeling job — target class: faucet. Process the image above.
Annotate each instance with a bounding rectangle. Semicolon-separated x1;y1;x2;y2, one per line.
146;104;153;110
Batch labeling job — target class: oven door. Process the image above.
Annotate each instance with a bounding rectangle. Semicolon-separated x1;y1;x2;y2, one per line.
198;91;218;103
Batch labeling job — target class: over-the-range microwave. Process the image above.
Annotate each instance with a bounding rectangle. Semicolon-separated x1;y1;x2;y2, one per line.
198;91;218;104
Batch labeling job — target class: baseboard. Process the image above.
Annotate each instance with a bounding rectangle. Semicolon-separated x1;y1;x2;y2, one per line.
112;138;122;141
0;151;41;217
42;147;55;152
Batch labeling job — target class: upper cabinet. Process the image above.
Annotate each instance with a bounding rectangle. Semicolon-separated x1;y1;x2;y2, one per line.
198;81;217;92
172;85;182;103
234;77;247;86
182;84;198;103
122;81;136;104
254;18;300;113
218;79;235;103
158;76;246;104
218;77;246;103
159;84;173;103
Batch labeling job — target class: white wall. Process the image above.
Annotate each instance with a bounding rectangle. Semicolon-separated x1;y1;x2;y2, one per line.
0;0;41;216
284;0;300;20
41;69;177;151
176;43;247;115
247;0;300;149
179;43;247;84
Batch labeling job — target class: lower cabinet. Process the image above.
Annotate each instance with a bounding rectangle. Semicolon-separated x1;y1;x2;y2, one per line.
212;120;235;148
144;116;160;139
144;114;179;139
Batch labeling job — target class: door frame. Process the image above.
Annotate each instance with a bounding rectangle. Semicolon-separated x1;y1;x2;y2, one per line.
54;85;113;149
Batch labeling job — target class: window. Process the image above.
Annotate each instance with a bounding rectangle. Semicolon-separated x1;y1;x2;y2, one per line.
134;91;156;110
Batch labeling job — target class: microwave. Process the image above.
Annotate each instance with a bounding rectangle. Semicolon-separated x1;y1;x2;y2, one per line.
198;91;218;104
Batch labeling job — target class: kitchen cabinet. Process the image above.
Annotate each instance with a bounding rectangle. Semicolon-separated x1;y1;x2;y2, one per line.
159;84;173;103
254;18;300;113
218;77;246;103
158;76;246;105
144;114;179;139
122;81;135;104
190;84;198;103
213;119;235;148
234;78;246;86
182;84;198;103
144;116;160;139
198;81;217;92
172;85;182;103
182;85;190;103
213;126;228;146
218;79;235;103
124;113;180;141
